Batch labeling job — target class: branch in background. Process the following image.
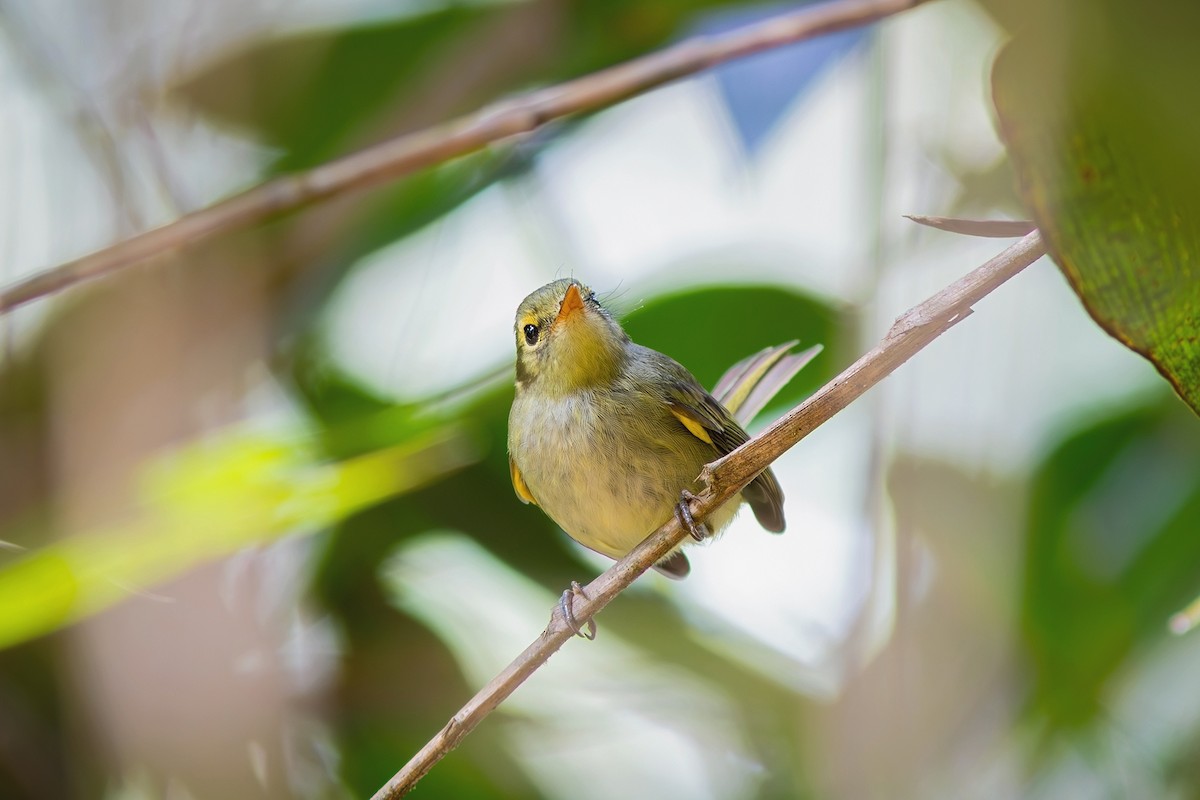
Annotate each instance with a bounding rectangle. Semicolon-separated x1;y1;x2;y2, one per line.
372;229;1048;799
0;0;923;314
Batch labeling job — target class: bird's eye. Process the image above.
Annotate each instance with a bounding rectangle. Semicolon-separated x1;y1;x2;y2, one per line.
523;324;539;345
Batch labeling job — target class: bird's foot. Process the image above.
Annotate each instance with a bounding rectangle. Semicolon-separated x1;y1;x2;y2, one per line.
675;490;711;542
558;581;597;640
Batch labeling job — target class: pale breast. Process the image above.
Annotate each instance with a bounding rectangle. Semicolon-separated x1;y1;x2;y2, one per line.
509;388;741;560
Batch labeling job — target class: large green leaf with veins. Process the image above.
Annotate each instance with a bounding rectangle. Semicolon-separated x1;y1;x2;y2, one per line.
990;0;1200;414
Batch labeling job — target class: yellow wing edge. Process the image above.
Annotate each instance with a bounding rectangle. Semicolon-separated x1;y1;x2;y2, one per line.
509;455;538;505
669;405;714;445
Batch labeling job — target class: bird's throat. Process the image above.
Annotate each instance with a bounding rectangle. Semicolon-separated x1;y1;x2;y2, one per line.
547;320;624;394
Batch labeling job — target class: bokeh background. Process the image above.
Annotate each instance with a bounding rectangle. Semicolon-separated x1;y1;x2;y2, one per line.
2;1;1199;798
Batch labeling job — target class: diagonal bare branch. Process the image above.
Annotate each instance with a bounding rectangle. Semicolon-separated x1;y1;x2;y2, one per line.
372;230;1048;799
0;0;924;314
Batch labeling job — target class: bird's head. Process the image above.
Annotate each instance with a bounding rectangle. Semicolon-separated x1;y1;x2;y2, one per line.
513;279;629;394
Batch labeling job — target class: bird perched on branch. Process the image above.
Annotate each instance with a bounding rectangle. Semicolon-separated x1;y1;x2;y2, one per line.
507;279;819;634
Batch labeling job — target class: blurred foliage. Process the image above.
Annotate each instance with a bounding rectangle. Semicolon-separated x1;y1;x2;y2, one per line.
1021;394;1200;732
694;5;867;154
0;425;477;651
815;455;1023;797
3;0;1200;796
179;8;499;172
623;285;836;421
989;0;1200;415
176;0;817;173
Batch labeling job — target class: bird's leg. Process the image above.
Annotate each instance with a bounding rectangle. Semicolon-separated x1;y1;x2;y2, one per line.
675;489;711;542
558;580;597;640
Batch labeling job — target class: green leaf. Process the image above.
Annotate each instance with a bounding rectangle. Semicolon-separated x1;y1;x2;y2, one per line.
990;0;1200;415
1020;396;1200;730
621;284;839;419
176;7;499;172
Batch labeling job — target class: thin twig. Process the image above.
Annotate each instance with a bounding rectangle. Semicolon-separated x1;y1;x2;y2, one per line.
905;215;1036;237
0;0;923;314
372;230;1047;799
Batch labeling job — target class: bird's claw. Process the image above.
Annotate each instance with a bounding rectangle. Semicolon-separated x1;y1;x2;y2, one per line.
559;581;597;640
675;490;710;542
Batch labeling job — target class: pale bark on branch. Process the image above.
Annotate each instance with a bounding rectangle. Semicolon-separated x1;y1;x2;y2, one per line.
372;230;1048;799
0;0;923;314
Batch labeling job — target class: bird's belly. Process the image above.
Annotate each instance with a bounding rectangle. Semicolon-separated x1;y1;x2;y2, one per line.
539;468;674;558
511;392;740;560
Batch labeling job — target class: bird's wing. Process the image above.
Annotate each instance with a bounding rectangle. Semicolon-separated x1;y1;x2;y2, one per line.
664;376;786;533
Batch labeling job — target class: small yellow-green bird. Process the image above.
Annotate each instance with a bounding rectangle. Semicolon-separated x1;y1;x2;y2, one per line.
507;279;819;591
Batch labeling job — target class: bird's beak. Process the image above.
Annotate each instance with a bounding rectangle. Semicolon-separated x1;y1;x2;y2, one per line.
554;283;585;327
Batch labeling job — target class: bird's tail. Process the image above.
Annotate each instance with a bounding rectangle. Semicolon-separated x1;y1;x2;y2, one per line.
712;341;823;425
